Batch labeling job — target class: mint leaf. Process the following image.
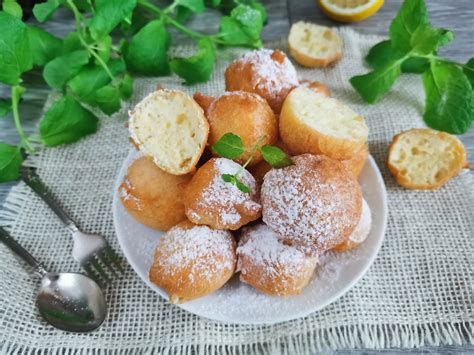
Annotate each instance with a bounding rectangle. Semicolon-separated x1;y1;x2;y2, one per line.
463;58;474;86
88;0;137;40
90;85;121;115
211;133;245;159
170;38;215;84
235;179;251;193
410;25;453;55
62;32;83;54
0;12;32;85
26;26;62;66
221;173;234;183
68;60;126;99
0;143;22;183
350;61;402;104
43;50;90;89
95;35;112;64
124;19;170;75
175;6;192;23
39;95;99;146
33;0;65;22
176;0;205;13
119;74;133;100
401;57;430;73
3;0;23;19
422;62;473;134
389;0;429;51
220;173;250;193
261;145;293;168
0;99;11;118
218;4;263;47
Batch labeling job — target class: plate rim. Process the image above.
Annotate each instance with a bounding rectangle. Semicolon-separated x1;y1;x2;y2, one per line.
112;150;388;325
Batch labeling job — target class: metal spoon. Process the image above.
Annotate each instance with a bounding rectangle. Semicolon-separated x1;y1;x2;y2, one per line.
0;227;107;332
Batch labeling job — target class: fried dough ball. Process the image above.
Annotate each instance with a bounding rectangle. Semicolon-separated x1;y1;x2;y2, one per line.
193;91;214;112
237;223;318;296
182;158;261;230
340;144;369;177
332;199;372;252
261;154;362;255
225;49;299;113
149;221;236;303
299;80;331;97
119;157;191;230
249;140;291;184
207;92;278;166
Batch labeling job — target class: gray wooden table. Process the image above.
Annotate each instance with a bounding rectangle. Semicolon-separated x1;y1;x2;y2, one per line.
0;0;472;353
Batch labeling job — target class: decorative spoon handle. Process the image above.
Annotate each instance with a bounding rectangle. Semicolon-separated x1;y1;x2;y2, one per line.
0;227;47;277
20;167;78;232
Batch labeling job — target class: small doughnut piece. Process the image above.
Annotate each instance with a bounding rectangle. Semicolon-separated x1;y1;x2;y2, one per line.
182;158;261;230
238;223;318;296
298;80;331;97
225;49;299;113
332;199;372;252
119;157;191;230
193;91;214;112
280;86;368;160
149;221;236;303
261;154;362;255
288;22;343;67
388;128;468;190
341;143;369;177
129;89;209;175
207;92;278;166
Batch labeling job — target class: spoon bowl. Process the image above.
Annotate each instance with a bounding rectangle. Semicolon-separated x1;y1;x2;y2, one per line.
37;272;107;332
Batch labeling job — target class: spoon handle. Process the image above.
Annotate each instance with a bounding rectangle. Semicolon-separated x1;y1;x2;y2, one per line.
0;227;47;276
20;167;78;232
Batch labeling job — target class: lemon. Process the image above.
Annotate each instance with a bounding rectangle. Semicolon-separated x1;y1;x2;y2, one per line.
317;0;384;23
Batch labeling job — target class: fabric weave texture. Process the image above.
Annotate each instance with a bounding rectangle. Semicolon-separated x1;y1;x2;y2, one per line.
0;28;472;354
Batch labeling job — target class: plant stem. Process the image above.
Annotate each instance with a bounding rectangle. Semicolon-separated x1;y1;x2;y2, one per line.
67;0;115;81
11;86;34;153
235;135;267;178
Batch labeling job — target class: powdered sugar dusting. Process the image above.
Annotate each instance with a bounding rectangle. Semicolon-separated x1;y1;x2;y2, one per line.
232;49;298;95
349;199;371;243
154;224;235;283
261;154;361;254
198;158;260;225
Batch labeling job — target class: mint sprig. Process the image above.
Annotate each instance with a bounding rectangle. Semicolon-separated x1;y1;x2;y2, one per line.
0;0;267;183
350;0;473;135
211;133;293;192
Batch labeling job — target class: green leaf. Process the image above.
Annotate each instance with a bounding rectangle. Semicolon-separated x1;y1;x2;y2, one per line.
350;61;402;104
68;60;126;99
26;26;62;66
62;32;83;53
119;74;133;99
221;173;234;183
410;25;453;55
3;0;23;18
88;0;137;40
0;99;11;118
389;0;429;52
235;179;251;193
95;35;112;64
401;57;430;73
0;12;33;85
39;95;99;147
211;132;245;158
422;62;473;134
261;145;293;168
176;0;205;13
463;58;474;86
0;143;22;183
89;85;121;115
217;4;263;47
73;0;94;12
175;6;192;23
170;38;215;84
43;50;90;89
124;19;170;76
33;0;65;22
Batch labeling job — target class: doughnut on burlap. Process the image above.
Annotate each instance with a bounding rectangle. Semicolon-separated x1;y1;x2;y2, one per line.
0;28;472;354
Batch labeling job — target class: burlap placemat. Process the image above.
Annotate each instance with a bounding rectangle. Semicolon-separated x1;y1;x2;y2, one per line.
1;28;473;354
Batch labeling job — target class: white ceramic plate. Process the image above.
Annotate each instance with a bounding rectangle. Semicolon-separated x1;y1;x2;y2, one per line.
112;149;387;325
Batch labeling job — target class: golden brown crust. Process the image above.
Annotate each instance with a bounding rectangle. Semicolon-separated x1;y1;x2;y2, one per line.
289;43;342;68
298;80;331;97
387;128;468;190
149;221;236;303
340;143;369;177
279;88;367;160
261;154;362;254
207;92;278;166
193;91;215;112
225;49;299;114
182;158;262;230
119;157;191;230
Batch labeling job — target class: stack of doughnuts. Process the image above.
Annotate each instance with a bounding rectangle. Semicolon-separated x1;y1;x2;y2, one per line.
120;48;372;303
